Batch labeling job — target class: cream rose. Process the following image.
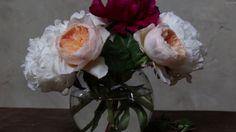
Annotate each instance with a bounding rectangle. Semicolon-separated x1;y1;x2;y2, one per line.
23;11;110;93
58;11;110;76
134;12;205;84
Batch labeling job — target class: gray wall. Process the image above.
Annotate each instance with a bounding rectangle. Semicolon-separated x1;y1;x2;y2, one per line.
0;0;235;111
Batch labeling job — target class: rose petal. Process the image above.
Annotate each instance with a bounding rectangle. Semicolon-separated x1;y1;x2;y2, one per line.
160;12;199;40
154;64;171;85
97;26;110;43
126;25;139;33
70;11;85;20
106;0;132;21
89;13;107;26
179;39;205;73
89;0;106;17
133;24;155;52
134;13;160;27
84;57;108;79
112;23;127;35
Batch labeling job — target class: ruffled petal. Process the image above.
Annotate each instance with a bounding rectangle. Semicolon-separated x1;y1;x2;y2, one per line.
112;23;127;35
89;0;106;17
134;13;159;27
160;12;199;40
23;19;76;93
89;0;160;34
70;11;85;20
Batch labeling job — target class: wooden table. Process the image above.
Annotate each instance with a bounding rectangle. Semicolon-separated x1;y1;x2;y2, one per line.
0;108;235;132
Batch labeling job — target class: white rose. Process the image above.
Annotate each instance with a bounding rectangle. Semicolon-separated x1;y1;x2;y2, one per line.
23;11;110;93
134;12;205;84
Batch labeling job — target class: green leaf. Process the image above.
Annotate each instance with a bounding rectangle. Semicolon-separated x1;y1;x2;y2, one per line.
83;71;100;95
90;101;107;132
102;34;149;73
117;108;130;131
130;103;148;130
114;101;127;122
134;96;154;112
175;119;194;132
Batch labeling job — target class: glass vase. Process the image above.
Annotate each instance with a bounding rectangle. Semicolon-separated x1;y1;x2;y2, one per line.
70;69;153;132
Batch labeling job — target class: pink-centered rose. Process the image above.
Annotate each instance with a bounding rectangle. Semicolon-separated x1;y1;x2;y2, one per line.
134;12;205;84
23;11;110;94
89;0;160;34
58;11;110;79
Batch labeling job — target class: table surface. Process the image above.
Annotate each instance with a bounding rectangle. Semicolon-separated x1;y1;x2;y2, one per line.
0;108;235;132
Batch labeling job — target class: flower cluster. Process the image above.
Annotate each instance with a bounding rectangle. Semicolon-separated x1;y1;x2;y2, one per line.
23;11;110;94
23;0;205;94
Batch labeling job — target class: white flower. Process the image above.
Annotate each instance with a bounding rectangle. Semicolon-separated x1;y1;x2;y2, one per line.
134;12;205;84
23;11;110;92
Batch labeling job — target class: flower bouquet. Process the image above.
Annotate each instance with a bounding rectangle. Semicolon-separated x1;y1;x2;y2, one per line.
23;0;205;132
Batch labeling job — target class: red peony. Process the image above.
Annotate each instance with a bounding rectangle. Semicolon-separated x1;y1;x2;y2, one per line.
89;0;160;35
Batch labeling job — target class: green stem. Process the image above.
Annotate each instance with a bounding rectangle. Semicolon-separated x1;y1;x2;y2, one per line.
75;101;106;132
106;100;115;129
70;96;93;116
130;102;148;131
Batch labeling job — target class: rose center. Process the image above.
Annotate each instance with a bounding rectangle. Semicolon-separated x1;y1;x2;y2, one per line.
161;28;179;46
161;28;187;64
59;25;89;53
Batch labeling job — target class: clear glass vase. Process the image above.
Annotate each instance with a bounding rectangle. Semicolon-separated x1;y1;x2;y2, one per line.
70;69;153;132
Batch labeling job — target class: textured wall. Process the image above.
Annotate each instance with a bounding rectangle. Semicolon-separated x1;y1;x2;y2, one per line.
0;0;235;110
154;0;236;111
0;0;90;108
